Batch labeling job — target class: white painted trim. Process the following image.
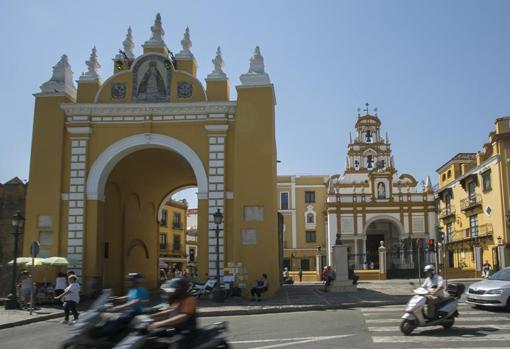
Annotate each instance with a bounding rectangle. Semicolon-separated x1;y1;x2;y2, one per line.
437;155;500;191
67;127;92;135
86;133;208;201
205;125;229;132
363;215;405;236
61;101;236;117
279;191;290;210
295;185;327;188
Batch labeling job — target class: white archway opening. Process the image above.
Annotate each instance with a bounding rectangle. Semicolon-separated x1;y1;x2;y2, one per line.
87;133;208;201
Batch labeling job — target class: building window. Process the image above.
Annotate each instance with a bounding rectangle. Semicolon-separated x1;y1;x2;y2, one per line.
160;209;168;226
442;173;446;182
446;223;453;242
173;235;181;251
447;170;452;178
305;191;315;203
280;192;289;210
305;231;316;242
306;213;315;224
173;212;181;229
482;171;492;192
469;215;478;237
159;233;167;250
467;181;476;200
188;248;195;262
301;258;310;271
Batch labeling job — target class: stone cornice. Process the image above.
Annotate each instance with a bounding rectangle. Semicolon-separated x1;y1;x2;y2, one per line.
61;101;237;117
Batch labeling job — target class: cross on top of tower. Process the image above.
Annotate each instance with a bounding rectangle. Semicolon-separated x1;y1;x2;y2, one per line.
363;103;369;115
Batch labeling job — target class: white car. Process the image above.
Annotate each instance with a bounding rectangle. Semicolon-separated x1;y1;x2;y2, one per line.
465;267;510;310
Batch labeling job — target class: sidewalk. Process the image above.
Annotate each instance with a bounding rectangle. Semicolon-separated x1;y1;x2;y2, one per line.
0;278;480;329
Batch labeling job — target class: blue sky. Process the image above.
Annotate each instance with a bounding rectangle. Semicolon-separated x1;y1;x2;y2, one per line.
0;1;505;199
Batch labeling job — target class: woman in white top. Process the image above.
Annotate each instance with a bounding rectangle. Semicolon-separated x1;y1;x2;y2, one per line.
54;275;80;323
18;270;32;308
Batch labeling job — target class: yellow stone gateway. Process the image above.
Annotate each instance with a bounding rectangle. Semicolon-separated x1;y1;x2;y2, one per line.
23;14;279;295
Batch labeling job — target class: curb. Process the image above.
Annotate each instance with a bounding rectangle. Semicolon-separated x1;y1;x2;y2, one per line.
0;299;408;329
197;299;407;317
0;312;63;330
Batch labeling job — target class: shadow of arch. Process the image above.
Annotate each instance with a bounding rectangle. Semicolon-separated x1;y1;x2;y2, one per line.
126;239;149;259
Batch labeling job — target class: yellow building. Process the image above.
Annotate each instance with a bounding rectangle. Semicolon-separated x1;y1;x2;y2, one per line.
158;199;188;273
277;176;328;280
23;14;279;295
436;117;510;276
327;108;436;278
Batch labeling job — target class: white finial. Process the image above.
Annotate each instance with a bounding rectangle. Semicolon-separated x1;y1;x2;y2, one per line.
124;27;135;59
80;46;101;82
207;46;227;80
345;156;350;169
390;156;395;168
144;13;165;47
385;132;389;144
424;176;434;193
40;54;76;97
176;27;193;58
240;46;271;86
349;132;352;143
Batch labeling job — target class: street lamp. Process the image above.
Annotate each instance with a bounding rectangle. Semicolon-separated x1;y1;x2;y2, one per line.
5;210;25;310
212;209;224;302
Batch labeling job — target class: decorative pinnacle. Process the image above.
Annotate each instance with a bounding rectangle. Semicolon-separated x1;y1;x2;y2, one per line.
145;13;165;46
123;27;135;59
181;27;192;53
80;46;101;81
207;46;226;79
40;54;76;96
248;46;265;74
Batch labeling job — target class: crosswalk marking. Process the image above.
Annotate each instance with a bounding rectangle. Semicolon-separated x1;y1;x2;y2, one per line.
365;316;510;323
360;303;510;348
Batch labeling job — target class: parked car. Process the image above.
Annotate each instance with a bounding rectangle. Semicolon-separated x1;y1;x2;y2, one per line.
466;267;510;310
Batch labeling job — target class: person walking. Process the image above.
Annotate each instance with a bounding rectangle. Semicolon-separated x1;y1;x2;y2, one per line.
323;266;335;292
19;270;32;309
298;268;304;283
482;260;491;278
55;275;80;324
54;272;67;306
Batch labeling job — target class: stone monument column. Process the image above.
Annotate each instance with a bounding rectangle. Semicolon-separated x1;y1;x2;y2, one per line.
331;234;357;292
378;241;387;280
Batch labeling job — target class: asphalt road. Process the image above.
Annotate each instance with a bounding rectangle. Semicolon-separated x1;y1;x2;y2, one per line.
2;304;510;349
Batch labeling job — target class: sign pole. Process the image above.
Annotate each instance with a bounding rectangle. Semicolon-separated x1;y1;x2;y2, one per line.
29;241;40;316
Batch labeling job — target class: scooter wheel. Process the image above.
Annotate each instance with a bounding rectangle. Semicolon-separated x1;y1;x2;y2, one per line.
399;319;415;336
215;341;230;348
442;317;455;329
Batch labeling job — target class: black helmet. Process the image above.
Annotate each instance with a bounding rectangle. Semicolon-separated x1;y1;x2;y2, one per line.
127;273;143;282
160;277;191;301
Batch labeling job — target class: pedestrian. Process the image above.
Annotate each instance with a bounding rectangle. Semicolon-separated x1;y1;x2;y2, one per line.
298;268;303;283
55;274;80;324
250;274;268;301
54;272;67;306
482;260;491;278
18;270;32;309
323;266;336;292
321;266;328;281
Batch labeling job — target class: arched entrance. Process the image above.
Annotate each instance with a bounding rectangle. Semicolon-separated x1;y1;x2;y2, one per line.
364;217;403;271
88;134;207;293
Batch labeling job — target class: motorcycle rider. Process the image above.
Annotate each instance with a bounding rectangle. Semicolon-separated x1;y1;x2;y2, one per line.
101;272;149;336
148;277;197;348
421;264;445;319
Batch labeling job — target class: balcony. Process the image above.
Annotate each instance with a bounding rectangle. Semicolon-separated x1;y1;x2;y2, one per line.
439;207;456;220
460;194;482;211
448;224;493;243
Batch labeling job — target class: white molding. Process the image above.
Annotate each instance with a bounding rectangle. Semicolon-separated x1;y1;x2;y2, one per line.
295;184;326;188
86;133;208;201
205;125;229;132
67;127;92;135
61;102;236;117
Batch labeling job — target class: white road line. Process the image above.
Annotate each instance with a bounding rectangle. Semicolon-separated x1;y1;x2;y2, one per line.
368;324;510;332
363;310;489;317
359;305;472;312
365;316;510;323
373;333;510;343
230;334;353;345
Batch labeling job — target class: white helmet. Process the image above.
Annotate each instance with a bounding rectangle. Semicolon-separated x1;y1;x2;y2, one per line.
424;264;435;273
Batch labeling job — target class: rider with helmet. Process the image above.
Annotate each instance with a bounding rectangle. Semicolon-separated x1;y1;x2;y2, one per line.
148;277;197;348
102;273;149;336
421;264;445;319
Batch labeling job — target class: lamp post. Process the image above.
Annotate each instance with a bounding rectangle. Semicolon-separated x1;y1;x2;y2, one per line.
5;210;25;310
212;209;224;302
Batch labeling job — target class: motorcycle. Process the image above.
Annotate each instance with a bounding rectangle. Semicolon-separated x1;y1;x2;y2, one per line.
400;282;465;335
59;289;154;349
114;318;230;349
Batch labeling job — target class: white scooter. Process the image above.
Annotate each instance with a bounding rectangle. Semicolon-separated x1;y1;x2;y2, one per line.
400;283;465;335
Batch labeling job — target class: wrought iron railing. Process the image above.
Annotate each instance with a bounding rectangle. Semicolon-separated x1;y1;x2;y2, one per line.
460;194;482;211
439;207;456;219
448;224;493;243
